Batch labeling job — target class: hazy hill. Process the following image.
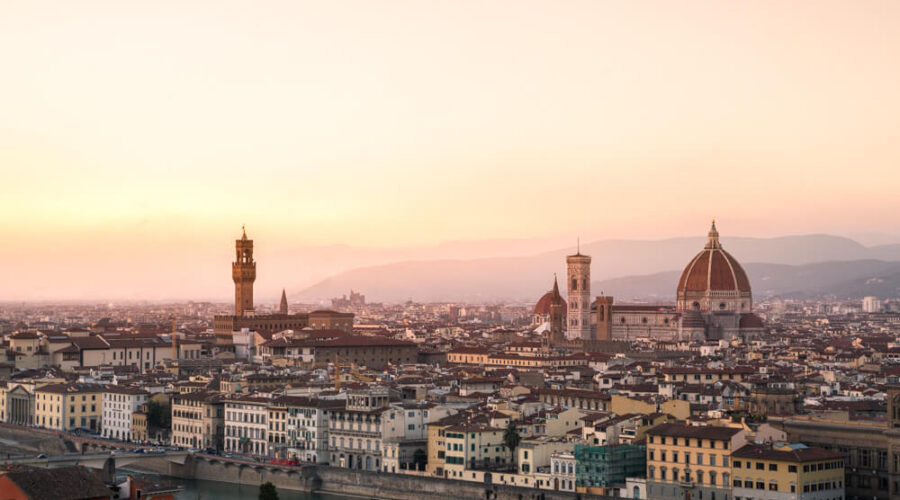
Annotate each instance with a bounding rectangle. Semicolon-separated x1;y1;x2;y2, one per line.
594;260;900;302
296;234;900;302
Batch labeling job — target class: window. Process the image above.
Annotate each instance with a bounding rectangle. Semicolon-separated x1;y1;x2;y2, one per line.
734;460;741;468
768;464;777;471
756;462;764;470
788;465;797;473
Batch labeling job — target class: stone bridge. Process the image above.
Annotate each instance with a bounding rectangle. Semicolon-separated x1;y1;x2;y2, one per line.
1;451;190;482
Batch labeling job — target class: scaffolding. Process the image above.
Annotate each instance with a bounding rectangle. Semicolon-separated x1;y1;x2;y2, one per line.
575;443;646;488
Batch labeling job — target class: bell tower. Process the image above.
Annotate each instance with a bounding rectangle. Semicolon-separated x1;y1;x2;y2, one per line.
233;225;256;316
566;242;592;341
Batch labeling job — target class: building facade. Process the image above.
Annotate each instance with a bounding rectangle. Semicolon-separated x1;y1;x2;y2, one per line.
646;424;745;500
171;391;225;451
101;386;149;441
224;396;270;456
731;443;844;500
35;383;104;432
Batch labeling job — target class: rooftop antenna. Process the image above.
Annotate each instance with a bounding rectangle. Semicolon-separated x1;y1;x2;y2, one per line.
577;237;580;254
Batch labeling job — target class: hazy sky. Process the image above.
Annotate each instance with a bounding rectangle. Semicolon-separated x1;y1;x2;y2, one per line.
2;1;899;300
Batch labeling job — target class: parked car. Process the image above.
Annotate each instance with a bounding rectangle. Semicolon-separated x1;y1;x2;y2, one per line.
35;454;47;459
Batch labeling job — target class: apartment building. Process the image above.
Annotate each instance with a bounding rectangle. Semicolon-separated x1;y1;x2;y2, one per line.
646;423;746;500
731;443;845;500
328;388;390;471
224;395;270;456
442;423;509;479
171;390;225;451
381;402;456;473
34;383;104;432
277;396;344;464
101;386;149;441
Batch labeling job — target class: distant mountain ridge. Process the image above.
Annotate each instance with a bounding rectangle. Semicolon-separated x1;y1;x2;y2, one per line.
594;260;900;302
296;234;900;302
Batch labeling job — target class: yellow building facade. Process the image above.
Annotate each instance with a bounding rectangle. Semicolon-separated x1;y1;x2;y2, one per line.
443;424;508;479
34;383;103;432
646;423;746;500
731;442;844;500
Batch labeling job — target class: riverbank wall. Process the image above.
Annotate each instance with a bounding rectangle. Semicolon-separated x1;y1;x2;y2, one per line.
178;456;607;500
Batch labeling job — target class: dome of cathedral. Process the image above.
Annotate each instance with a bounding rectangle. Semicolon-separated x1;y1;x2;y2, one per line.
534;277;566;315
676;221;751;295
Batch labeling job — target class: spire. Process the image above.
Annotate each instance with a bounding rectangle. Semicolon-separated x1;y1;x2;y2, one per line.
706;219;721;249
241;224;248;241
551;274;560;297
280;288;288;314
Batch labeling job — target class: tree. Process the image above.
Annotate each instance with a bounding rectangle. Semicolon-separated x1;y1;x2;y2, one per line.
502;421;521;467
259;482;279;500
146;401;170;430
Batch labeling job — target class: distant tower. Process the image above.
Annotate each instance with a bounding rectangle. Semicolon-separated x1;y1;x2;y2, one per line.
280;289;289;315
595;295;613;341
232;226;256;316
566;243;592;340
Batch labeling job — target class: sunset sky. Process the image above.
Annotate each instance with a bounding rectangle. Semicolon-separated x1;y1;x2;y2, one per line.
2;1;899;301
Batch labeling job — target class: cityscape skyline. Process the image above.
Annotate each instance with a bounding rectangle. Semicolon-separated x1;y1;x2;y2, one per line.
1;3;899;499
2;224;899;303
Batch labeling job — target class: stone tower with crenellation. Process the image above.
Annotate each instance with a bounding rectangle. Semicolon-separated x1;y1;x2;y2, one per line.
566;246;592;340
232;226;256;316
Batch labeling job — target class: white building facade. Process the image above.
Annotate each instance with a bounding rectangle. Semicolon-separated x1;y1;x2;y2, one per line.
101;386;148;442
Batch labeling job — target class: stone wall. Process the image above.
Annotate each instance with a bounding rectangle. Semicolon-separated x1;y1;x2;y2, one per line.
179;456;612;500
316;466;592;500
